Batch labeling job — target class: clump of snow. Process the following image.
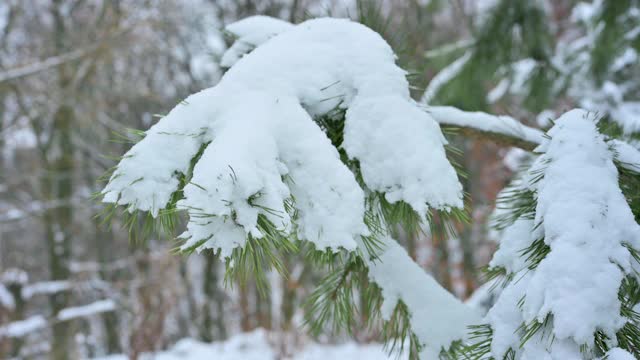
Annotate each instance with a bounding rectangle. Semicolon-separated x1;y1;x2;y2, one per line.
344;96;463;216
22;280;71;299
220;16;293;68
365;236;480;358
485;109;640;358
0;283;15;310
103;17;461;256
421;51;471;104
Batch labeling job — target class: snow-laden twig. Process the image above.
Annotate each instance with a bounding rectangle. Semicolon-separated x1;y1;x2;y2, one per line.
484;109;640;358
426;105;544;150
426;106;640;175
424;39;474;59
364;236;480;358
57;299;116;321
420;52;472;104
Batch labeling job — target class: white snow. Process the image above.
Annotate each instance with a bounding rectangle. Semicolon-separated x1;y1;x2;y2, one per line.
344;96;463;216
487;79;509;104
22;280;71;299
508;58;537;96
606;348;636;360
92;329;406;360
103;17;461;257
535;109;555;128
610;48;638;73
0;315;46;338
1;268;28;285
364;236;480;358
610;101;640;134
426;106;545;145
502;147;528;171
57;299;116;321
485;109;640;358
612;139;640;173
465;277;501;315
421;51;471;104
220;16;294;68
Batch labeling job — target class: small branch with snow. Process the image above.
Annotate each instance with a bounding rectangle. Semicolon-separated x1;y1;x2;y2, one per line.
426;106;544;150
364;237;480;357
426;106;640;175
421;52;472;104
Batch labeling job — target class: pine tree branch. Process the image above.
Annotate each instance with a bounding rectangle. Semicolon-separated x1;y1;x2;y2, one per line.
426;106;544;151
427;106;640;175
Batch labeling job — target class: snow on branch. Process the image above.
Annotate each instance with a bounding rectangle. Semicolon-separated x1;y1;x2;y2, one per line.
365;236;480;358
420;52;472;104
426;105;544;150
57;299;116;321
483;109;640;358
426;106;640;175
102;17;462;256
0;316;47;339
612;139;640;173
220;16;293;68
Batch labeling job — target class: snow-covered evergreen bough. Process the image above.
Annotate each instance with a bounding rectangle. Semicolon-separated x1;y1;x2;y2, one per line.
102;16;640;360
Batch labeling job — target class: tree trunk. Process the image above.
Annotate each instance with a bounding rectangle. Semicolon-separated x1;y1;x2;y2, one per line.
45;105;76;360
200;251;227;341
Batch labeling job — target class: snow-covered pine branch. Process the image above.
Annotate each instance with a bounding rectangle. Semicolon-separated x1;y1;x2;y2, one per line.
102;16;476;357
425;106;640;174
472;109;640;359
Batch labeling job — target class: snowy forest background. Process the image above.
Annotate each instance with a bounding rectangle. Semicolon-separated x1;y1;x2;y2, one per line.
1;0;639;359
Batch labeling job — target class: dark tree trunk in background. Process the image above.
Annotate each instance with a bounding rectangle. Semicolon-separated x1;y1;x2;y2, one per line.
97;225;122;354
200;251;227;341
7;282;26;357
239;282;251;331
46;2;76;357
45;105;76;360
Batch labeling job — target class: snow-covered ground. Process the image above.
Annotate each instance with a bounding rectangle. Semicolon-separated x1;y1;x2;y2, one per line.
93;329;405;360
